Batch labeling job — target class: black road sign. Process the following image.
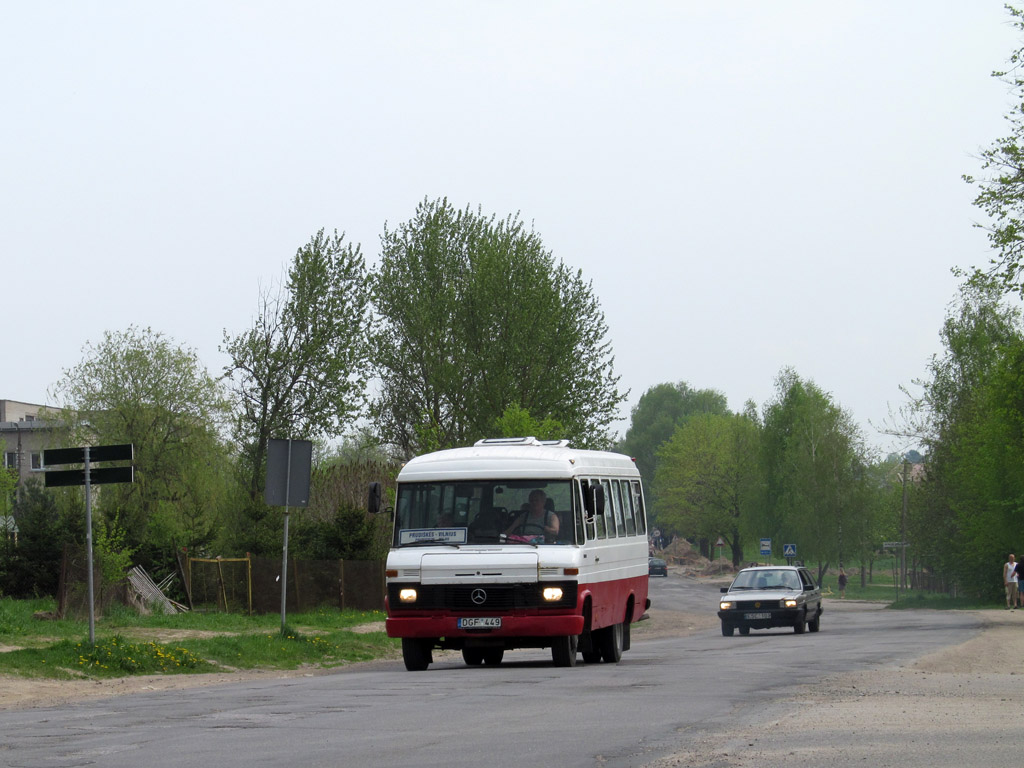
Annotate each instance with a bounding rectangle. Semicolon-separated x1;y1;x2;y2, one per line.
43;444;133;466
45;466;135;488
43;444;135;488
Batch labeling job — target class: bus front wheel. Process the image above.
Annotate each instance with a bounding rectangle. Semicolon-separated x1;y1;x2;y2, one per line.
551;634;579;667
402;638;433;671
596;622;624;663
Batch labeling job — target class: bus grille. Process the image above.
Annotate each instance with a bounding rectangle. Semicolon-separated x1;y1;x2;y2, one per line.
388;582;577;611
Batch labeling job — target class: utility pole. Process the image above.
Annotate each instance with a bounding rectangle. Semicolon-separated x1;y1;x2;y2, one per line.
901;458;909;590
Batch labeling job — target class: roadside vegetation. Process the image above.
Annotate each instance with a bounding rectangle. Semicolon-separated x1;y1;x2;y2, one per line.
0;597;397;680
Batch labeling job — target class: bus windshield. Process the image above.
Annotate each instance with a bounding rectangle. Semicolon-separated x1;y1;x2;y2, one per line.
394;480;575;546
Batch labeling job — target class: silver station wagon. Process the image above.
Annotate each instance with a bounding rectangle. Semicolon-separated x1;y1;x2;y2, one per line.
717;565;823;636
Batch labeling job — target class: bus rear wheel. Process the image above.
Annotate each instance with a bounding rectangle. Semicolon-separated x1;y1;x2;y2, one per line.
551;634;579;667
402;638;433;671
596;622;624;663
462;648;484;666
483;649;504;665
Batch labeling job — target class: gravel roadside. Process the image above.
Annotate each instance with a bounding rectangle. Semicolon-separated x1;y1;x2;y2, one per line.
646;603;1022;767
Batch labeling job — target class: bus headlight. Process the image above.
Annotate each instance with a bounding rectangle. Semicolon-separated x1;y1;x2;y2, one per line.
542;587;564;602
399;588;418;603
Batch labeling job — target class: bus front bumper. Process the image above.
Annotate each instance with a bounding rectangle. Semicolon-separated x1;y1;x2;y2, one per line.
386;614;585;639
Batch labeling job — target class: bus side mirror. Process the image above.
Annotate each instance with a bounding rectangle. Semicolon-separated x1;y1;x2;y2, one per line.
368;482;383;515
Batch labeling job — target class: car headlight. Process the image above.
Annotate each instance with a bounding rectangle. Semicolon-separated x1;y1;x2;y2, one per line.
399;588;418;603
542;587;564;602
720;601;733;610
784;598;797;608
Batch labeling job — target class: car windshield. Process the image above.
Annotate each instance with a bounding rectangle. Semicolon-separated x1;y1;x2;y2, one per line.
394;479;576;546
730;569;800;590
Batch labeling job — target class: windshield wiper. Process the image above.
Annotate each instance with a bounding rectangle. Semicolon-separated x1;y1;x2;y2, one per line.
399;539;461;548
500;534;539;547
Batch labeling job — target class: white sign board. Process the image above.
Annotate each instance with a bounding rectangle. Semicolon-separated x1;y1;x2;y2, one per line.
759;538;771;556
399;528;468;545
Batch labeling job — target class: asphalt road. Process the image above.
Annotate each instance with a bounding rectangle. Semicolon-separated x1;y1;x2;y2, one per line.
0;577;982;768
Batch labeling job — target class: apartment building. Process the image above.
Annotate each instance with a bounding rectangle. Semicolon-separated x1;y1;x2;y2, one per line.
0;400;62;486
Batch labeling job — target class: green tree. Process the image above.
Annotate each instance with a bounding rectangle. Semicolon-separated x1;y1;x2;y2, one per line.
908;276;1024;596
0;446;16;559
284;437;397;561
493;404;565;441
222;229;371;553
759;368;870;581
370;197;625;456
616;381;729;524
965;5;1024;296
1;477;81;597
653;412;763;565
52;326;232;574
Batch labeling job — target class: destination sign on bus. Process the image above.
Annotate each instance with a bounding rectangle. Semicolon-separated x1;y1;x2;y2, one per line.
399;528;468;545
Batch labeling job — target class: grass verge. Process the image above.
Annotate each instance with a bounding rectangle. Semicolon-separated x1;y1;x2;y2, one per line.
0;597;398;679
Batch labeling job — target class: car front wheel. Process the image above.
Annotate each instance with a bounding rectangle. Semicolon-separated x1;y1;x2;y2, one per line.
808;609;821;633
793;613;806;634
721;621;735;637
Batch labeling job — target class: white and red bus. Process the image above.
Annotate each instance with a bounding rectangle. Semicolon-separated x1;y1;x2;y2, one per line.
377;437;650;671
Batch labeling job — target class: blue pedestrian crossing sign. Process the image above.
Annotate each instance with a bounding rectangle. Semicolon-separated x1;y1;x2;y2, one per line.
783;543;797;558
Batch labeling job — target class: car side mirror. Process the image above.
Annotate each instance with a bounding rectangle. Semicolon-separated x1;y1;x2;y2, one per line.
720;587;729;593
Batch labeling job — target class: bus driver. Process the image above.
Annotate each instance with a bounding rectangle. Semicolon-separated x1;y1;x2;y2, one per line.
505;489;559;540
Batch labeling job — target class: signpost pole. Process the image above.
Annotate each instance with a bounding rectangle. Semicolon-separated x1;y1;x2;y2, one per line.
280;439;292;636
84;446;95;644
42;443;133;647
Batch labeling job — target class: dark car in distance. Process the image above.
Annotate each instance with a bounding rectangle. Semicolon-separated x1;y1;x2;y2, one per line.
717;565;822;636
648;557;668;577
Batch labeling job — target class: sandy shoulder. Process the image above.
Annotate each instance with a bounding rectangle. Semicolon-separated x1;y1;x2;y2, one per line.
648;607;1023;767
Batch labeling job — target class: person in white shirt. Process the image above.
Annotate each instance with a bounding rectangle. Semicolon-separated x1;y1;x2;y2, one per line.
1004;554;1018;610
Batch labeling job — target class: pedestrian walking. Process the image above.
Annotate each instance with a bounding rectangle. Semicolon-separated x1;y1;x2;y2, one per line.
838;567;848;599
1005;554;1019;610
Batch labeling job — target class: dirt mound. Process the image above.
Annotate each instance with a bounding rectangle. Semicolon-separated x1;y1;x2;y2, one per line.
658;539;738;577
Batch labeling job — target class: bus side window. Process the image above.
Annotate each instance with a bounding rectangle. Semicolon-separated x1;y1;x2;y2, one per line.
611;480;626;536
588;479;606;539
619;480;636;535
574;479;587;543
631;481;647;534
601;479;615;538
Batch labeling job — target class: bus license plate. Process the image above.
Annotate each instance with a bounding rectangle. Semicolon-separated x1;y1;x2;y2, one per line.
744;612;771;620
458;617;501;629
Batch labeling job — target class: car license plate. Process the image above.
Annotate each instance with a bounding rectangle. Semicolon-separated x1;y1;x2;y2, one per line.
744;612;771;620
458;617;501;629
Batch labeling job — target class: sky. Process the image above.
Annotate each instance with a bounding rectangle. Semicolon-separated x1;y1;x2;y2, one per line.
2;2;1020;456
